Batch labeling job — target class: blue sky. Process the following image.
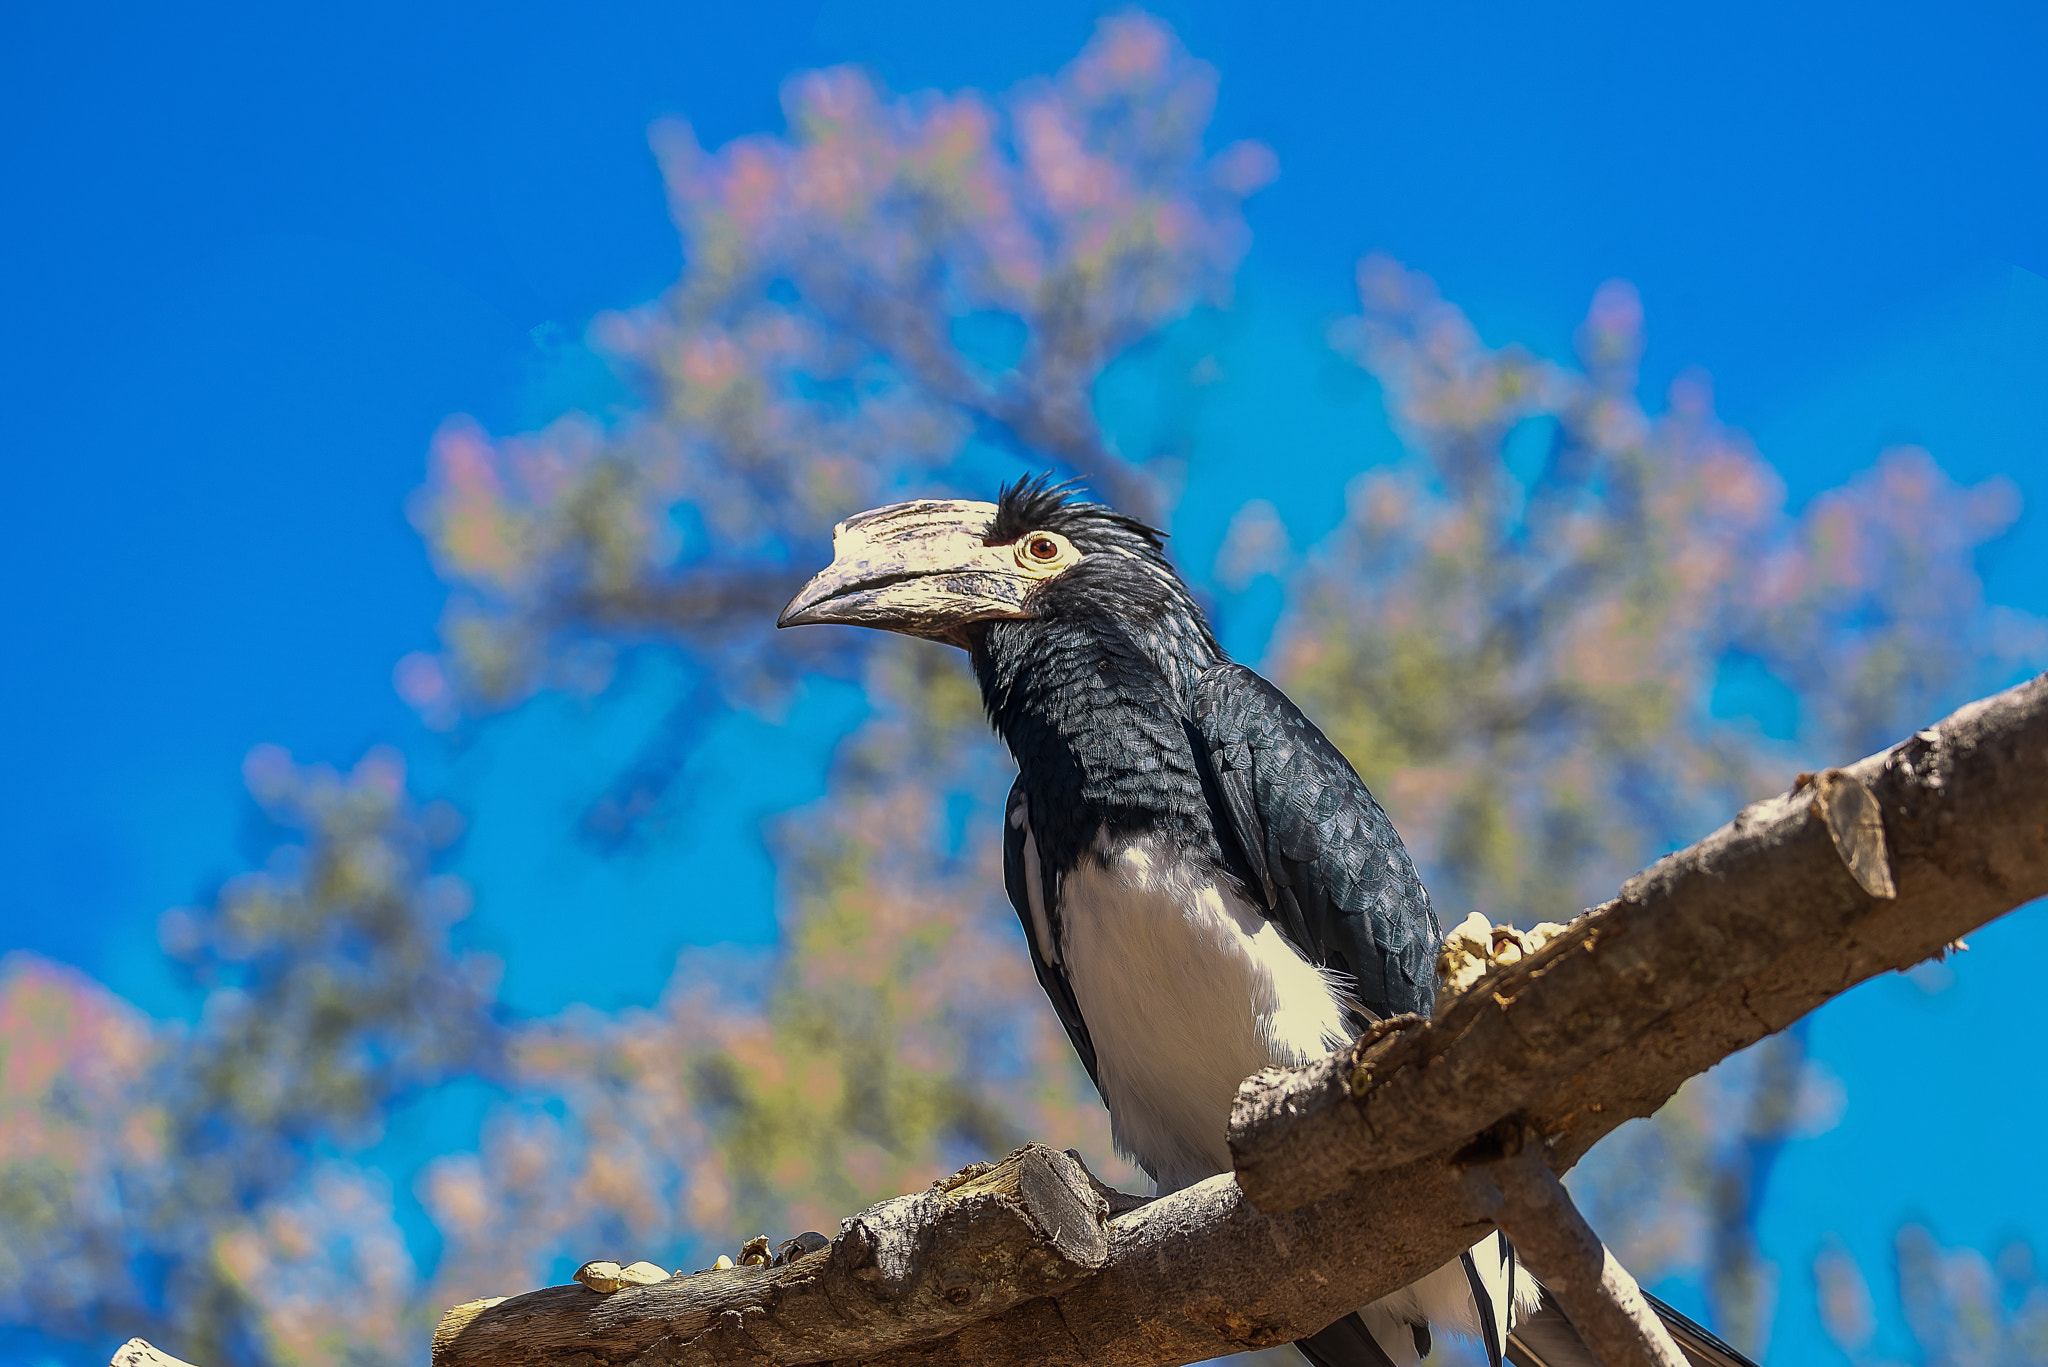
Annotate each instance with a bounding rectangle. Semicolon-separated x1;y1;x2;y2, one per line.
3;2;2045;1363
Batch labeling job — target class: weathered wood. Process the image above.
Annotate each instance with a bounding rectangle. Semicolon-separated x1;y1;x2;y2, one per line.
1474;1130;1687;1367
824;1159;1502;1367
108;1340;200;1367
432;1144;1111;1367
1231;674;2048;1210
424;675;2048;1367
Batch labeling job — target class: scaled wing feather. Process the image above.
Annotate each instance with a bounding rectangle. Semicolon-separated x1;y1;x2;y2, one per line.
1189;663;1439;1024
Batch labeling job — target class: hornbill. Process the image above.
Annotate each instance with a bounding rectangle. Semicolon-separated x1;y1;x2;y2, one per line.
779;477;1755;1367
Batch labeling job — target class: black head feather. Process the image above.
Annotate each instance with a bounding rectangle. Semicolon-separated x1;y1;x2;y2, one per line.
981;473;1216;673
988;474;1170;563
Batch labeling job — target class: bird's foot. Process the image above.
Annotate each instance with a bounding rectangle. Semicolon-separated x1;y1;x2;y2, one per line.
1435;912;1570;1011
773;1231;831;1264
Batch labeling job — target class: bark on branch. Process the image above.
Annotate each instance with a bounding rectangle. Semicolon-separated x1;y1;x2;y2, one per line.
109;1342;200;1367
1472;1127;1687;1367
400;673;2047;1367
429;1146;1117;1367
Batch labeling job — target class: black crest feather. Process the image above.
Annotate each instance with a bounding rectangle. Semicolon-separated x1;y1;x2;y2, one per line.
988;472;1168;556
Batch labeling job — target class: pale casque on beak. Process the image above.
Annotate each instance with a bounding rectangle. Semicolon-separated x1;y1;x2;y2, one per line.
777;498;1080;647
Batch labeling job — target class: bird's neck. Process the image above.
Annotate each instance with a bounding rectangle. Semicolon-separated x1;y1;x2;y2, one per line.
973;601;1222;875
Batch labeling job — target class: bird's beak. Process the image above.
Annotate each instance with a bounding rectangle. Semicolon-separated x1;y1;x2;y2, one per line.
777;499;1033;645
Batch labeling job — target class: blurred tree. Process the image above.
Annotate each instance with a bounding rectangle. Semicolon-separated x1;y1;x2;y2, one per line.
1817;1227;2048;1367
401;10;1272;726
154;746;501;1367
1;748;499;1366
1260;256;2036;1361
0;956;163;1339
3;13;2042;1367
8;18;1253;1364
1274;258;2031;926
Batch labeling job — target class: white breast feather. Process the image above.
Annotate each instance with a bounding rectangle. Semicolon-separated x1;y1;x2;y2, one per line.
1048;829;1541;1363
1056;831;1351;1192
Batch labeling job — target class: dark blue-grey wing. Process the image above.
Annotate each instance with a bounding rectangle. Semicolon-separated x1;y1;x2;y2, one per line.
1002;778;1102;1099
1190;662;1439;1024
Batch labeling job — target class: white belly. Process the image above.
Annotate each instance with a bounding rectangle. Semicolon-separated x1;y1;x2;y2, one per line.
1056;832;1353;1193
1048;823;1531;1367
1047;828;1538;1366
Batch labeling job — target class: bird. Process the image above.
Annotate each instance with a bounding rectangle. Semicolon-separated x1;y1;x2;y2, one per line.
778;476;1756;1367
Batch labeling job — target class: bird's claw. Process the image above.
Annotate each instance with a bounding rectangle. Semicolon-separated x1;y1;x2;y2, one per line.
773;1231;831;1265
574;1259;671;1294
690;1235;768;1275
1434;912;1569;1011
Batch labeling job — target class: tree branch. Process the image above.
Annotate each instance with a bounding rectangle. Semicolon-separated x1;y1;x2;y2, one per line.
400;672;2047;1367
109;1341;199;1367
429;1146;1114;1367
1473;1127;1687;1367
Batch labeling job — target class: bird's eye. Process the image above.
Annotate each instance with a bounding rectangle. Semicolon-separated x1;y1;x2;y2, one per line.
1012;529;1074;575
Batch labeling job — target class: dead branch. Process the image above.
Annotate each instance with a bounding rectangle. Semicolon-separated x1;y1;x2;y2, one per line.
429;1146;1113;1367
1473;1127;1687;1367
402;672;2047;1367
109;1341;199;1367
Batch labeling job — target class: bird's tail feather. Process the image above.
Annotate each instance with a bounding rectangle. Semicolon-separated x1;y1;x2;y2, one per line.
1294;1312;1410;1367
1297;1234;1522;1367
1503;1291;1757;1367
1295;1268;1759;1367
